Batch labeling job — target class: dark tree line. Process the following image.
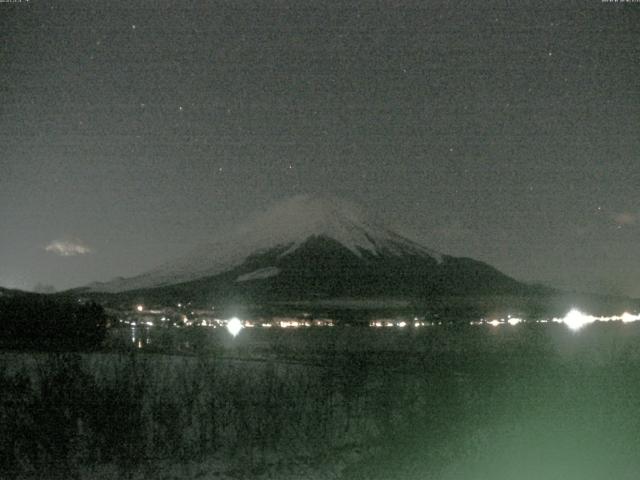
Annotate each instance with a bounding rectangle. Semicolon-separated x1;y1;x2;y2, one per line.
0;294;107;351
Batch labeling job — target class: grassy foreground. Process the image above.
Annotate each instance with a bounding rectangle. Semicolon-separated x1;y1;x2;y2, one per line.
2;324;640;479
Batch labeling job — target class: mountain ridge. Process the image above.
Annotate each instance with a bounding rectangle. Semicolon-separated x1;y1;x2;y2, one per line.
88;195;444;293
80;194;544;309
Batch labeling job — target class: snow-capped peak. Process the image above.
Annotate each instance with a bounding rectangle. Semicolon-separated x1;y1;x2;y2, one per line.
88;194;442;293
236;194;390;257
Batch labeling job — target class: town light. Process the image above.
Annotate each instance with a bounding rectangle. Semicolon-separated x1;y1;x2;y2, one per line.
226;317;243;337
563;309;591;331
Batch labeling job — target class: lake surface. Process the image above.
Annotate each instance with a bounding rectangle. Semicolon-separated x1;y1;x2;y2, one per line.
3;322;640;479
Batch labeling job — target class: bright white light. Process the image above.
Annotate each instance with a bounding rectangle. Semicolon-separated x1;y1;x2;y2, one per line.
470;311;640;327
397;321;407;328
136;305;143;312
226;317;243;337
621;312;640;323
562;309;593;331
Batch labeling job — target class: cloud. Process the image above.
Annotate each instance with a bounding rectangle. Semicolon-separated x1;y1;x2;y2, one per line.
45;239;93;256
613;212;637;226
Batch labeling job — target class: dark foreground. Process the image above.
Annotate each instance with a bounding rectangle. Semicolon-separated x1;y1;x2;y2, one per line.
2;324;640;479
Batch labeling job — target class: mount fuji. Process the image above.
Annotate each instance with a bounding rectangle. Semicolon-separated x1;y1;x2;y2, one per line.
85;195;528;305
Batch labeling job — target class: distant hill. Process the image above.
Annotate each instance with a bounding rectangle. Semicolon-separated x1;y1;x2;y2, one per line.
0;286;39;299
0;289;108;350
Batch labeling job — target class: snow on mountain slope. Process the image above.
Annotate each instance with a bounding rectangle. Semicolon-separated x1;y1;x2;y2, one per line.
88;195;443;293
236;266;281;283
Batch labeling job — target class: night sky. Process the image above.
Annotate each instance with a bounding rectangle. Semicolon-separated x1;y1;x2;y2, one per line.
1;1;638;296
